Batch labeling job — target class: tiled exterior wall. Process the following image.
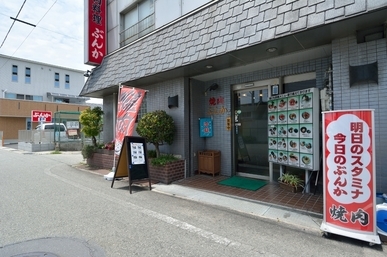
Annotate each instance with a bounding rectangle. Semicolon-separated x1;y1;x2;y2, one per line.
144;78;187;159
332;36;387;193
190;79;207;176
83;0;384;94
102;94;116;143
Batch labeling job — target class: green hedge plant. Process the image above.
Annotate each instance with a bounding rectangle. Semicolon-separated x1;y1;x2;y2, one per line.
136;110;175;158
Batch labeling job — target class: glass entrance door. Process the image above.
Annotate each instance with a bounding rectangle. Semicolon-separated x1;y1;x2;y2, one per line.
234;88;270;180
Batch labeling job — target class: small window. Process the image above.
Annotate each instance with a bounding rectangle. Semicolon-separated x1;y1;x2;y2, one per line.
16;94;24;100
54;72;60;88
25;67;31;84
65;74;70;89
26;95;33;100
33;95;43;101
12;65;18;82
136;94;147;122
5;92;16;99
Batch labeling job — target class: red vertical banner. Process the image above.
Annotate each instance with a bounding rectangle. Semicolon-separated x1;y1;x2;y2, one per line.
114;87;146;156
321;109;380;244
85;0;106;65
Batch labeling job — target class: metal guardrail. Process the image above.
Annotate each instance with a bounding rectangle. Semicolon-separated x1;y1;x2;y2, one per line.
119;13;155;47
18;130;105;145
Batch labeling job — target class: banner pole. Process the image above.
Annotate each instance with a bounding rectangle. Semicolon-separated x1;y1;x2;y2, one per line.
104;83;122;180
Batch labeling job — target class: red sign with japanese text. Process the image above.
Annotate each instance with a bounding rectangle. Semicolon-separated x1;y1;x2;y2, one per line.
31;110;52;122
321;110;379;243
114;87;146;156
85;0;106;65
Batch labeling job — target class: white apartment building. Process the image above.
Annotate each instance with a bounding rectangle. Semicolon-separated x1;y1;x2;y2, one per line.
0;54;90;140
0;54;88;104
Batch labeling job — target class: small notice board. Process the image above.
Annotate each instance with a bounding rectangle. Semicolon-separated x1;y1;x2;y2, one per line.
111;136;151;194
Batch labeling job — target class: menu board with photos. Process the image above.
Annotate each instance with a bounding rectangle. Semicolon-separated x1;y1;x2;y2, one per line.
268;87;320;170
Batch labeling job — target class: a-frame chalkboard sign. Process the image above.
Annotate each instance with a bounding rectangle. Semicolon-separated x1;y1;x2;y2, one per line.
111;136;151;194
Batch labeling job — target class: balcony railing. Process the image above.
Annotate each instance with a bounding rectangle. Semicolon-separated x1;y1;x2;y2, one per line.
120;13;155;47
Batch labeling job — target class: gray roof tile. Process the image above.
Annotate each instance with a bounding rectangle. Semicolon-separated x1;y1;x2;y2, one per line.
291;16;307;31
81;0;386;96
237;37;249;47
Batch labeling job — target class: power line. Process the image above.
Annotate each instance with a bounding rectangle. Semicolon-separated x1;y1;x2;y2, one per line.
0;0;27;48
0;0;59;71
0;11;82;42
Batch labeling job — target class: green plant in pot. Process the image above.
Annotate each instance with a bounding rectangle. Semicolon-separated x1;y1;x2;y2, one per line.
79;107;104;147
278;173;304;192
136;110;176;165
81;144;97;159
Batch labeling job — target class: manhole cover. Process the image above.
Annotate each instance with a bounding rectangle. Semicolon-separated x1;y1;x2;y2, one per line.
11;252;59;257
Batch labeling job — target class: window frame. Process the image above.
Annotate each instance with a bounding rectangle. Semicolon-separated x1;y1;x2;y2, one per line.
65;74;70;89
54;72;60;88
12;65;18;82
25;67;31;84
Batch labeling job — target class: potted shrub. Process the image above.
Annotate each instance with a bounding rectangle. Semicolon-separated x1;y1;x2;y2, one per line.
79;107;104;147
136;110;175;158
136;110;184;184
278;173;304;193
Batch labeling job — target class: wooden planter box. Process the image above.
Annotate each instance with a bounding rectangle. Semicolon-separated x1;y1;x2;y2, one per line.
279;182;303;193
148;159;185;184
198;150;221;176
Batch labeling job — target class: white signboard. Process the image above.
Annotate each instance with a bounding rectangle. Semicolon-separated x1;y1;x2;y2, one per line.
130;142;145;165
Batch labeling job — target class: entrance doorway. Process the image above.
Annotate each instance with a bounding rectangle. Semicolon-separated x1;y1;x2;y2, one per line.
233;86;270;180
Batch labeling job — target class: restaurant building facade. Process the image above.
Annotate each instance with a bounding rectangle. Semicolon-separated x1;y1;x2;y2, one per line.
81;0;387;193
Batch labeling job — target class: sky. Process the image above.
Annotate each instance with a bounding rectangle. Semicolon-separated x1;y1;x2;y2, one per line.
0;0;102;103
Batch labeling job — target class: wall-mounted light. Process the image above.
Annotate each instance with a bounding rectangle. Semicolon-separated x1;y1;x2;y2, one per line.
168;95;178;108
84;70;92;77
204;83;219;96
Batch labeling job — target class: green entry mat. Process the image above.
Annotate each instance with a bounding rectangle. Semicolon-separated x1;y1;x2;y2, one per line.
217;176;267;191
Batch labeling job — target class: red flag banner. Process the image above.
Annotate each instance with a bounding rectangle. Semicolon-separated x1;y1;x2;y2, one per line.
114;87;146;156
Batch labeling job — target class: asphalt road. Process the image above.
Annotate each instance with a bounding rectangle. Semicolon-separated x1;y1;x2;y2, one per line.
0;148;386;256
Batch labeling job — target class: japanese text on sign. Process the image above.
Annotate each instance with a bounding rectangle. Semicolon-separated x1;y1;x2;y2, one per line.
326;114;371;226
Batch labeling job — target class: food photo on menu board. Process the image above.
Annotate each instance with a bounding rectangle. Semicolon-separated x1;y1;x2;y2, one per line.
268;113;277;124
278;111;287;123
287;124;299;138
269;138;277;149
268;100;277;111
300;153;313;168
268;125;277;136
287;110;299;124
269;150;278;162
300;109;313;123
288;152;300;166
278;99;287;110
277;151;288;164
277;137;287;150
300;93;313;108
288;138;299;152
299;124;313;138
278;125;287;137
287;95;299;109
299;139;313;153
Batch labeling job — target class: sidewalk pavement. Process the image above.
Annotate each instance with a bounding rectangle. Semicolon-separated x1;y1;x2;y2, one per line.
151;183;323;232
74;162;324;233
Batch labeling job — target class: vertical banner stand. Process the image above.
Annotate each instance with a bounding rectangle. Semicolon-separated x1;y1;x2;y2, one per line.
111;136;151;194
320;109;381;246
